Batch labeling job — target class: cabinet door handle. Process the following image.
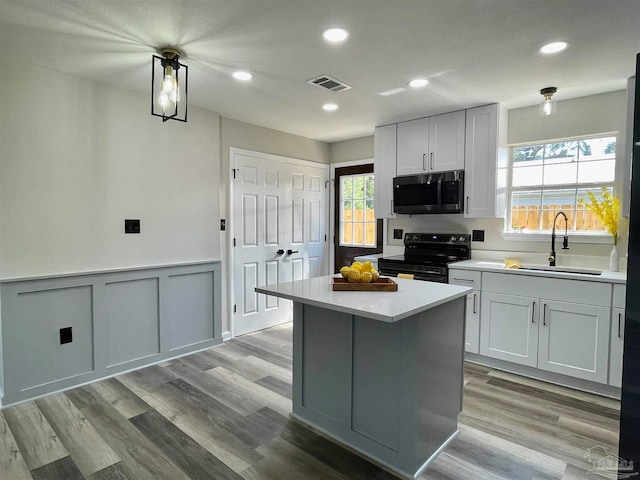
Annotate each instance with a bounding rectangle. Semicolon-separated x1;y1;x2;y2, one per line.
422;153;426;171
543;303;547;326
453;277;474;283
466;196;469;215
618;312;622;338
473;293;477;314
430;152;434;170
532;301;536;324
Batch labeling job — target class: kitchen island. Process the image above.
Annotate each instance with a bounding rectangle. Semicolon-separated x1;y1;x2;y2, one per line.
255;275;471;479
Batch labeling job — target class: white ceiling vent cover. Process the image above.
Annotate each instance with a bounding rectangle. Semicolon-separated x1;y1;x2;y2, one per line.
307;75;352;92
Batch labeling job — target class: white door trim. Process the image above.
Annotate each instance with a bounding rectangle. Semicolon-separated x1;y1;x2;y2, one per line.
228;147;330;338
330;158;389;273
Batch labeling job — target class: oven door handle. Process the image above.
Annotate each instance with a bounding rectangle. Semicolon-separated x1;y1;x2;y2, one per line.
437;175;443;211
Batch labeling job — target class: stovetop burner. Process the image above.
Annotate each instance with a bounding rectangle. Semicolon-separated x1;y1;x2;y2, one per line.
378;232;471;282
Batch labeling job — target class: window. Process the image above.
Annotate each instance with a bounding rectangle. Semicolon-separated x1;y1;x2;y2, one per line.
508;135;617;233
340;173;376;246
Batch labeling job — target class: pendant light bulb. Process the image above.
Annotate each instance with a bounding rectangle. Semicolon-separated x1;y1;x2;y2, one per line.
539;87;557;116
152;47;188;122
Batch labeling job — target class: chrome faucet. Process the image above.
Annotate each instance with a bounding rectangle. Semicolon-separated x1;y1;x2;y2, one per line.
549;211;569;266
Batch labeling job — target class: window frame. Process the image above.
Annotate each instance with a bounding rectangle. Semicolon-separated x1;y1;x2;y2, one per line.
505;133;618;237
338;172;377;247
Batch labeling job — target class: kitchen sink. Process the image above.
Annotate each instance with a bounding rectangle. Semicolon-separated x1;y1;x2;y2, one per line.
518;265;603;275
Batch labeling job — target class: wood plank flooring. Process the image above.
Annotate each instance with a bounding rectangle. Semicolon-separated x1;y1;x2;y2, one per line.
0;323;621;479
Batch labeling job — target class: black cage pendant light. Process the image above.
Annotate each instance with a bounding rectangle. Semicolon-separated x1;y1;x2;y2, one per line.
151;48;188;122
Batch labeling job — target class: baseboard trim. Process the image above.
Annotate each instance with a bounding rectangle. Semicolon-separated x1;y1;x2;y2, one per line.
465;353;621;399
222;331;232;341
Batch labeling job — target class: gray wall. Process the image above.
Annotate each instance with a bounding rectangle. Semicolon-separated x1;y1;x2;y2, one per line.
330;135;374;163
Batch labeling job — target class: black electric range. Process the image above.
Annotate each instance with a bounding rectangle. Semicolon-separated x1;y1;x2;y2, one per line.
378;232;471;283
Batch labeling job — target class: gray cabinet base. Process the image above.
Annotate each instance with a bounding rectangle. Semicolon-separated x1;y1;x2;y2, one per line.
292;298;465;478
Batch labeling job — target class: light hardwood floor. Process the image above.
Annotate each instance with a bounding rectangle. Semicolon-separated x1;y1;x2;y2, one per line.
0;323;620;479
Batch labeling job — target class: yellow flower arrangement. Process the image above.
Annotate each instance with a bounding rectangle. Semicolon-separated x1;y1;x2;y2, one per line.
578;188;620;245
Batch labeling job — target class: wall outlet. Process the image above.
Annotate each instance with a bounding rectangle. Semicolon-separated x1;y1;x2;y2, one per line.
60;327;73;344
393;229;403;239
125;219;140;234
472;229;485;242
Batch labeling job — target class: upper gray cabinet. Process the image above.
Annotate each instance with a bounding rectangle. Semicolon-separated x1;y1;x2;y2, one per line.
429;111;466;172
397;118;429;175
396;111;465;176
374;124;397;219
464;104;508;218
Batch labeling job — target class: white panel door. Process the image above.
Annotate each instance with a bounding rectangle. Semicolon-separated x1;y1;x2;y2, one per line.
480;292;538;367
537;300;610;384
233;152;328;336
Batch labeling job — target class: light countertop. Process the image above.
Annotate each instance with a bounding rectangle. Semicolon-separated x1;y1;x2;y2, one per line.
449;260;627;284
255;275;471;323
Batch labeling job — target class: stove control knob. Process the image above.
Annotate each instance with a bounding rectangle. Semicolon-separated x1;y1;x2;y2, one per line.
459;236;466;242
450;236;457;242
413;234;420;241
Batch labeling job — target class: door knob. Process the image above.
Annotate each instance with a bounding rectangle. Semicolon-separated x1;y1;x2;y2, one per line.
276;249;285;255
287;249;299;255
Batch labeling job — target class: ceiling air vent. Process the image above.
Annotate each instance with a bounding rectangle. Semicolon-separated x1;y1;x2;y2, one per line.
307;75;352;92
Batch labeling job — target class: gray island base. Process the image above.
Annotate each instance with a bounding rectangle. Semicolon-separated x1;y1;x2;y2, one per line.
256;275;471;479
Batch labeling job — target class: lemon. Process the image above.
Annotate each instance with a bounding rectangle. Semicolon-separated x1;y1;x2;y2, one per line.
371;270;380;281
347;270;363;283
340;266;352;278
361;261;373;272
351;261;363;272
361;272;373;283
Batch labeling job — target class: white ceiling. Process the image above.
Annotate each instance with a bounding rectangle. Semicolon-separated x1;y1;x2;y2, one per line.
1;0;639;142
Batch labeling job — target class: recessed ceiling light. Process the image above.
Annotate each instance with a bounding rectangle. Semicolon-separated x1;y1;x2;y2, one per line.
322;103;338;111
539;41;569;54
232;71;253;81
408;78;429;88
322;27;349;43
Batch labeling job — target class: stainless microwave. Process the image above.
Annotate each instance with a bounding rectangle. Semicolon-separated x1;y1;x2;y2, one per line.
392;170;464;214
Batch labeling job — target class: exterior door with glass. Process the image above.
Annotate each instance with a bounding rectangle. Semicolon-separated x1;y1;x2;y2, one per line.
334;164;383;272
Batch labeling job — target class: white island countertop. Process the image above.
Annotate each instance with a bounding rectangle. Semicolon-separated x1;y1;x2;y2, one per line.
255;275;471;323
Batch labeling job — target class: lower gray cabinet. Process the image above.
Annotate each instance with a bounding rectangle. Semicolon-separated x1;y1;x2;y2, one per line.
480;291;610;383
465;290;480;354
610;308;625;387
480;292;538;367
537;300;610;383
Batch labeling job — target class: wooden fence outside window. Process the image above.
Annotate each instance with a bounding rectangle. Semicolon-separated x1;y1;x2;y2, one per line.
511;205;605;232
341;209;376;245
